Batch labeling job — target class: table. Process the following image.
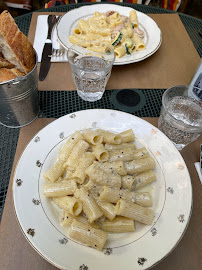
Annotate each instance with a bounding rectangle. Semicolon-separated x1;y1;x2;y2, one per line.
0;2;202;220
0;3;202;270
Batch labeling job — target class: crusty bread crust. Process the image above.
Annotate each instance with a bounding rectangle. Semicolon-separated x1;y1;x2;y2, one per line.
0;68;25;83
0;10;35;74
0;57;15;68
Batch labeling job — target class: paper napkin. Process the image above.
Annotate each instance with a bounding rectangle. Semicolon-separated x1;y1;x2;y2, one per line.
33;15;68;63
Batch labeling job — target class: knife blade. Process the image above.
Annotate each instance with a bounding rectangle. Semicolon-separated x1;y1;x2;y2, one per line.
39;15;57;81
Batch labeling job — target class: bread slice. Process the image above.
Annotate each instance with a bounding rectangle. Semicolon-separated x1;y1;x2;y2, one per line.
0;57;15;68
0;11;35;74
0;68;25;83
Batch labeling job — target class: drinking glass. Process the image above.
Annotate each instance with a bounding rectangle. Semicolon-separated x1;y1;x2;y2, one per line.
158;85;202;150
67;41;115;102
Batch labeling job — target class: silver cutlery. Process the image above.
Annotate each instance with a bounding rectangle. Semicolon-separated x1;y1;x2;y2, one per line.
39;15;58;81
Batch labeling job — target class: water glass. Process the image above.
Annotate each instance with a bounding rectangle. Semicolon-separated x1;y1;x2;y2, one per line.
67;41;115;102
158;85;202;150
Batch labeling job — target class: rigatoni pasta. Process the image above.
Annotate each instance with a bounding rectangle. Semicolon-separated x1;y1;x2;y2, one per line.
59;131;83;163
124;157;156;174
97;129;122;144
105;142;136;151
91;144;109;162
98;160;127;176
69;10;146;58
102;216;135;233
82;129;103;145
43;160;65;183
43;180;77;197
116;199;154;225
53;196;82;216
75;187;103;223
69;220;108;251
72;152;95;184
119;129;135;143
99;186;152;207
64;139;89;169
85;162;122;188
43;127;157;251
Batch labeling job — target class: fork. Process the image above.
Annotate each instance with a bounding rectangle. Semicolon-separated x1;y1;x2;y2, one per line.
52;45;65;57
51;16;66;57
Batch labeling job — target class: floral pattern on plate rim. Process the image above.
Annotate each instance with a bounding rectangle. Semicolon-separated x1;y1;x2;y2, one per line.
13;109;192;270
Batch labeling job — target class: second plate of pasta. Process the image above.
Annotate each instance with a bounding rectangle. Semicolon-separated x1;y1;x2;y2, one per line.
56;4;162;65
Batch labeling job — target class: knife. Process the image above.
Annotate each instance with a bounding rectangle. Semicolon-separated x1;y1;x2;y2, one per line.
39;15;57;81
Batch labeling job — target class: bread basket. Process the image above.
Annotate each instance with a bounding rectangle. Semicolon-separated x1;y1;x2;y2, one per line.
0;50;39;128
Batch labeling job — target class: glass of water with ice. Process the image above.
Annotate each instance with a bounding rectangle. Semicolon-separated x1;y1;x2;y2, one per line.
158;85;202;150
67;41;115;102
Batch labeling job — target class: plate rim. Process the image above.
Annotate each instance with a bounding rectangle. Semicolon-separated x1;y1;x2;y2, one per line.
12;109;193;270
56;4;162;65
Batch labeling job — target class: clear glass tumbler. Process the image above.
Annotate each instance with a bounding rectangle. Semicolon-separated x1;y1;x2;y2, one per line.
158;85;202;150
67;41;115;102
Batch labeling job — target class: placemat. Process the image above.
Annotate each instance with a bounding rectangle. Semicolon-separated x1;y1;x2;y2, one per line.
0;117;201;270
28;12;200;91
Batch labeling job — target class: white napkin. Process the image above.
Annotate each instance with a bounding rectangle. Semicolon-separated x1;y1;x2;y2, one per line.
194;162;202;184
33;15;68;63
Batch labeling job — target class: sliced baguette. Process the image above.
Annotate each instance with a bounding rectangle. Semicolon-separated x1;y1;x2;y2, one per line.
0;57;15;68
0;68;25;83
0;10;35;74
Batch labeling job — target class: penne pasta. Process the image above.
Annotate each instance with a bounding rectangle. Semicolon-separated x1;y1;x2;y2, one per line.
69;220;108;250
116;199;154;225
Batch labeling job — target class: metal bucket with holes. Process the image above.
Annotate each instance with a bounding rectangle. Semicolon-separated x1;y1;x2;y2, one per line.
0;51;39;128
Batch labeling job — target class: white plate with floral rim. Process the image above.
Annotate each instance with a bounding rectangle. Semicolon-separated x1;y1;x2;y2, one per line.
13;109;192;270
56;4;162;65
